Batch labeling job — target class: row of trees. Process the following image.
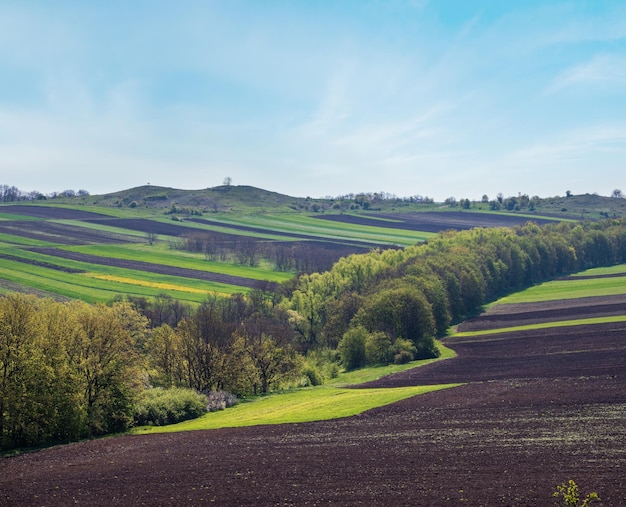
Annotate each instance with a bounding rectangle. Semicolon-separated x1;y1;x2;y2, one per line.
178;231;368;272
0;293;305;450
283;218;626;368
0;184;89;202
0;297;144;450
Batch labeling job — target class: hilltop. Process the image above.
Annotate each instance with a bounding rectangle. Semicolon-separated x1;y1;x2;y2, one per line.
40;184;626;220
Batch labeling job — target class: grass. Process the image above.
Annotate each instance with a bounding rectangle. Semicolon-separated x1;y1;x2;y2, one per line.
494;270;626;305
209;213;433;246
327;342;456;386
0;254;246;303
132;342;458;435
132;383;460;434
65;243;294;283
0;212;40;221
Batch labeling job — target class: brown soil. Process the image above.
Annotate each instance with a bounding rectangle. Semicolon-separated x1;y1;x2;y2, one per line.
1;299;625;506
316;211;556;233
0;205;111;220
457;294;626;332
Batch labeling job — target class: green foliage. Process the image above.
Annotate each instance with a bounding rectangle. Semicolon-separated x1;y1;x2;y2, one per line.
553;480;600;506
364;331;393;365
337;326;368;370
392;338;417;364
355;286;438;359
0;295;145;450
133;387;208;426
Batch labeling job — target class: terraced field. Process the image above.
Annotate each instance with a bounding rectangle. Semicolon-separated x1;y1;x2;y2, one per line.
1;203;560;303
2;268;624;506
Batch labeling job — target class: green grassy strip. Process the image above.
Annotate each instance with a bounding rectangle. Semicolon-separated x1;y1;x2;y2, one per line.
494;273;626;305
0;257;246;303
0;234;57;247
215;213;433;246
132;342;457;435
569;264;626;276
452;315;626;338
132;383;460;434
327;343;457;386
0;213;40;221
64;243;294;283
52;219;150;240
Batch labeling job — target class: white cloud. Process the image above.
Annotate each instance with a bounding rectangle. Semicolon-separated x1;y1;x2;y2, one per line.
547;54;626;92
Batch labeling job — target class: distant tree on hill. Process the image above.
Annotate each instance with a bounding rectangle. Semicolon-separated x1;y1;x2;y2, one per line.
612;189;623;198
223;177;232;186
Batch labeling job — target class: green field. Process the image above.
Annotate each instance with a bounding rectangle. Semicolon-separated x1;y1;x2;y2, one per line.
493;268;626;305
450;264;626;337
0;247;249;303
132;384;459;434
63;243;293;282
202;213;434;246
133;343;459;434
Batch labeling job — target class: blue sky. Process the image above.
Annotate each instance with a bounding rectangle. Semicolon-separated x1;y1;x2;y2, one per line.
1;0;625;201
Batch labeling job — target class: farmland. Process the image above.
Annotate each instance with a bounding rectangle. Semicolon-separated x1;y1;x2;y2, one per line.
0;187;567;303
2;264;625;505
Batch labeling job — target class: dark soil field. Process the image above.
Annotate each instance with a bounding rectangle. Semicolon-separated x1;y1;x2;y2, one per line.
316;211;557;233
2;292;625;506
0;220;135;245
0;205;111;221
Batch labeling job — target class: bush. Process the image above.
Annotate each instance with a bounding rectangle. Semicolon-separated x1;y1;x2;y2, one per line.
205;390;238;412
134;387;208;426
365;331;393;365
338;326;367;371
393;338;417;364
301;366;324;386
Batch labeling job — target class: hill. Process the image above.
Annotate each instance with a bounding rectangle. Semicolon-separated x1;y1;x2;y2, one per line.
49;185;626;219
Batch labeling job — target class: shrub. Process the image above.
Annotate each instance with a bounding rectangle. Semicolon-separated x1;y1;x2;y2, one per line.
205;390;238;412
134;387;208;426
393;338;417;364
553;480;600;506
364;331;393;365
338;326;367;371
301;366;324;386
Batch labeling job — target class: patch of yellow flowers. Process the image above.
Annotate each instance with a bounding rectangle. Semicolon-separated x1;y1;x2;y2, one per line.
90;274;209;294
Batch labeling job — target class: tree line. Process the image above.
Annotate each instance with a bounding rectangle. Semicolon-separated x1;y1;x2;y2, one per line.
178;231;369;273
2;216;626;450
0;184;89;202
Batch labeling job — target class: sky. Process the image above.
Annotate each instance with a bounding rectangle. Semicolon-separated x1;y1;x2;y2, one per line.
1;0;625;201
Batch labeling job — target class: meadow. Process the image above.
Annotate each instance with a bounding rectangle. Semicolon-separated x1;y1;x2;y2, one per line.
133;344;458;434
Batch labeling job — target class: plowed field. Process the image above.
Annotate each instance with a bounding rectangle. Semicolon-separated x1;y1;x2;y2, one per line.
2;294;625;506
316;211;556;233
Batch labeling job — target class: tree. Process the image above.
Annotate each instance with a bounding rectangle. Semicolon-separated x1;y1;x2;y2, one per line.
611;188;623;198
354;286;438;358
337;326;367;371
246;333;302;394
223;177;232;186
